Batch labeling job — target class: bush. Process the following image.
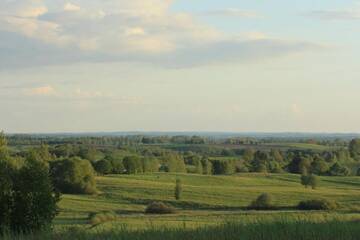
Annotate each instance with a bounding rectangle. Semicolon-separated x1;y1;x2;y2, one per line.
175;179;182;200
249;193;274;210
300;174;319;189
50;157;97;194
145;202;176;214
88;211;118;226
94;159;112;175
298;199;338;210
329;163;351;176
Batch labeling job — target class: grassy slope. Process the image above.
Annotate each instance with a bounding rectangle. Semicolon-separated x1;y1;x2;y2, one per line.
56;173;360;231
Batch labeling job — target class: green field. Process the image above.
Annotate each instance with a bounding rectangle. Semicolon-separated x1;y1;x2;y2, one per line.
55;173;360;231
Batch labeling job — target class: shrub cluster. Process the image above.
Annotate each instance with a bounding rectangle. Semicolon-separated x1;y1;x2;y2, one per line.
145;202;176;214
88;211;118;226
50;157;97;194
297;199;338;210
249;193;274;210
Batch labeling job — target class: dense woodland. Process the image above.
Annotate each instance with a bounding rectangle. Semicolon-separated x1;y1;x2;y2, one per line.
1;132;360;233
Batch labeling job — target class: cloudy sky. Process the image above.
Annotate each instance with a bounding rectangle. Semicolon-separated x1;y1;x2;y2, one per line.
0;0;359;133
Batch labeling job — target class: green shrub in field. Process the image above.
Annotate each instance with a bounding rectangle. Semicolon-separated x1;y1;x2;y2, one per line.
93;159;112;175
249;193;274;210
300;174;319;189
297;199;339;210
329;163;351;176
50;157;97;194
88;211;118;226
145;202;176;214
175;179;182;200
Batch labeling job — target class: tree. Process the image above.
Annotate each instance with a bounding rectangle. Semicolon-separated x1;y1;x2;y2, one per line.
301;173;310;188
50;157;97;194
249;193;273;210
308;174;320;189
288;155;311;174
193;158;203;174
0;159;59;233
242;148;255;162
201;157;212;175
123;156;142;174
27;145;52;164
162;154;186;173
94;159;112;175
175;179;182;200
212;160;235;175
0;160;14;228
349;139;360;160
0;131;9;161
311;157;329;175
301;173;319;189
329;163;350;176
357;168;360;176
141;157;159;173
11;160;59;232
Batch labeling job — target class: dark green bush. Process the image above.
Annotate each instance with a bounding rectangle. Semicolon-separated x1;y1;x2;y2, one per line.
249;193;274;210
94;159;112;175
145;202;176;214
298;199;338;210
50;157;97;194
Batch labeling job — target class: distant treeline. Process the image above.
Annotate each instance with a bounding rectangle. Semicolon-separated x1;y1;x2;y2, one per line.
5;134;351;147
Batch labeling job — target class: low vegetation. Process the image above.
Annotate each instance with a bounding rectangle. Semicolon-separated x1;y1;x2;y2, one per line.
298;199;339;210
145;202;176;214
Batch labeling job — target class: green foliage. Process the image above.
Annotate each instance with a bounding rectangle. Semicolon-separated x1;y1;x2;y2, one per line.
249;193;274;210
329;163;351;176
311;157;329;175
0;131;9;161
298;199;338;210
145;202;176;214
94;159;112;175
212;160;235;175
288;155;311;174
349;139;360;160
141;157;159;173
308;174;320;189
123;156;142;174
162;154;186;173
301;174;319;189
78;146;98;162
175;179;182;200
357;168;360;176
0;160;59;233
201;158;212;175
50;157;97;194
26;145;52;164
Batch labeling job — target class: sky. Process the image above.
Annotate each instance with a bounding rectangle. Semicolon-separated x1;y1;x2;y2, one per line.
0;0;360;133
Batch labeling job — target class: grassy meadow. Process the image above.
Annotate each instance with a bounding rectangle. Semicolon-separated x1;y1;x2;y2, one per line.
55;173;360;231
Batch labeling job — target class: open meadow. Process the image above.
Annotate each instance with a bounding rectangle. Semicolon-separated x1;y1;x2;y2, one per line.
55;173;360;231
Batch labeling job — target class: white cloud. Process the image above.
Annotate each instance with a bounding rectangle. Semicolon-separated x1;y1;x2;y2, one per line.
291;103;302;115
306;10;360;20
204;8;261;18
0;0;324;68
18;6;48;18
25;85;56;96
64;3;81;12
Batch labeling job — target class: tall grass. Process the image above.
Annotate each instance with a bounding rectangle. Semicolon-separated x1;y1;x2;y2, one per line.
3;220;360;240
